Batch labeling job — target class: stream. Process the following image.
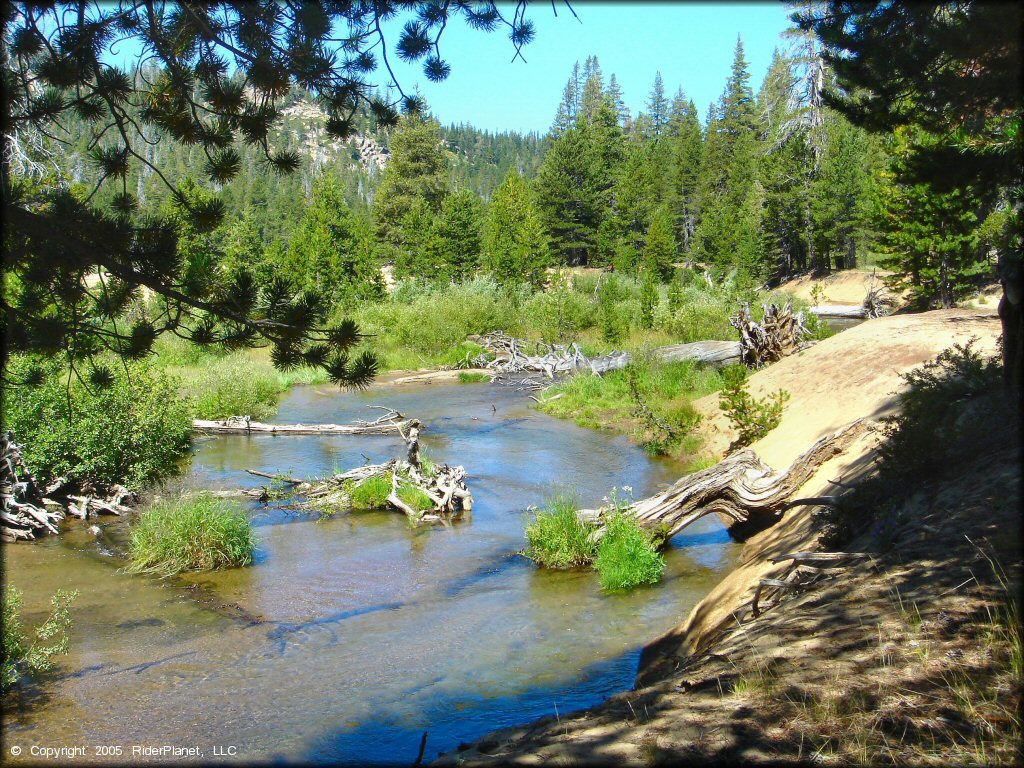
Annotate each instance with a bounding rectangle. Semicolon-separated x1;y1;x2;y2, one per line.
3;381;742;765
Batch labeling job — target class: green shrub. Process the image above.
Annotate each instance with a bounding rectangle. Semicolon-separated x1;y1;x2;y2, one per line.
397;483;435;512
351;276;525;357
178;351;286;420
2;586;78;693
2;356;192;488
350;473;393;509
718;365;790;447
126;495;255;576
594;508;666;591
523;492;597;568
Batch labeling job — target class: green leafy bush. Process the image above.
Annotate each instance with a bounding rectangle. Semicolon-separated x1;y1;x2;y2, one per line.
2;586;78;692
175;351;289;420
126;495;255;576
350;474;393;509
523;492;596;568
457;372;491;383
718;365;790;447
2;356;192;488
594;508;666;591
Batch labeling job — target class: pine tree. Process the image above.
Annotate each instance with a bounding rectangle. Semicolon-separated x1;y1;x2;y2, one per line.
666;94;704;252
878;129;994;309
394;197;435;278
551;61;583;136
534;125;603;266
643;206;677;281
639;269;659;329
579;55;606;125
721;38;759;136
607;74;631;129
287;175;369;299
221;207;270;289
694;38;766;276
372;113;451;259
611;141;659;273
757;50;813;275
483;170;550;286
646;72;670;139
431;190;484;282
810;113;876;270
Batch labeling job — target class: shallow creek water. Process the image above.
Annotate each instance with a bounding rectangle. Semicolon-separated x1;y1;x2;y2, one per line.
3;381;741;765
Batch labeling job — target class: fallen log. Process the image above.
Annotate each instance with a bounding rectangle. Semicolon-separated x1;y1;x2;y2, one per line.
750;551;874;618
808;271;895;321
470;332;742;379
577;418;878;543
2;433;140;541
247;421;473;524
193;408;408;435
2;433;66;541
808;304;868;319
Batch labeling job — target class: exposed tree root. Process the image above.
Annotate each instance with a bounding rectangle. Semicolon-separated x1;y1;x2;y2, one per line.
577;418;878;544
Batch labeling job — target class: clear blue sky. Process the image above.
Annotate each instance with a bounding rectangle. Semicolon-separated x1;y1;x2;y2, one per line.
388;2;797;134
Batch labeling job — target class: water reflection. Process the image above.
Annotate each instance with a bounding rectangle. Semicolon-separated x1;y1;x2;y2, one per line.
3;382;740;763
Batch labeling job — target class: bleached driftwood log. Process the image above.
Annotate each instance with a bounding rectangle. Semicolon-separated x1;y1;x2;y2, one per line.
3;433;65;541
2;433;137;542
807;270;895;321
807;304;868;319
248;420;473;524
469;333;741;378
730;302;810;368
193;407;409;435
577;419;877;544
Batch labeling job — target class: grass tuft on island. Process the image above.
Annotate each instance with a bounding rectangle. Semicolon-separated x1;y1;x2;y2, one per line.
349;474;393;509
524;491;666;591
524;492;596;569
126;495;255;577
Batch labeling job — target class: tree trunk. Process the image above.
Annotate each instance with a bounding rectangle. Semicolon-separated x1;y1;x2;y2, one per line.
578;419;877;543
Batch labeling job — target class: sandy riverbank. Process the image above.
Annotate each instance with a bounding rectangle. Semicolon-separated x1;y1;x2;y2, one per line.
435;308;1020;766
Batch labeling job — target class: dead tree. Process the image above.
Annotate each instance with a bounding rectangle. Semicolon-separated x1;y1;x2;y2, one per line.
1;433;135;542
469;333;741;379
193;408;408;435
577;418;877;544
730;302;810;368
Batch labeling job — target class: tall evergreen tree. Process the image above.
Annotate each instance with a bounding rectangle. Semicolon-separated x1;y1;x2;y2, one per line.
758;50;813;275
810;113;877;270
645;72;671;139
643;206;677;281
551;61;583;137
611;141;659;272
287;175;372;300
483;170;550;286
534;126;603;266
372;113;451;259
431;190;485;282
580;56;606;124
666;94;704;252
694;38;765;275
879;128;995;309
607;74;631;129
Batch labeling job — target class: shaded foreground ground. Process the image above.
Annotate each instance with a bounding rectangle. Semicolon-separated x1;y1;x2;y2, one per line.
437;309;1022;765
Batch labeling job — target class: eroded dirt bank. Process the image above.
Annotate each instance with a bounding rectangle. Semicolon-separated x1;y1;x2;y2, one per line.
436;308;1021;766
